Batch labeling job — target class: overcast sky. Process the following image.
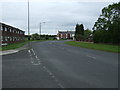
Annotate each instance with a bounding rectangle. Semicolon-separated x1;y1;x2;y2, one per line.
0;0;119;35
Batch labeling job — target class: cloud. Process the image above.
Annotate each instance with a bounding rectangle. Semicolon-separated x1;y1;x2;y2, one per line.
1;1;119;35
0;0;119;2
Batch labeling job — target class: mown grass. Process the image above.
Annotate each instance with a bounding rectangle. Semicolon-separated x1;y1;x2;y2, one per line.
0;41;29;51
65;41;120;53
0;39;48;51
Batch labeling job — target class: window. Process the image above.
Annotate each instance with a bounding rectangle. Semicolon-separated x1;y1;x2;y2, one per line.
1;25;3;31
12;37;14;41
8;37;10;41
5;27;7;31
8;28;10;32
66;34;67;38
3;26;5;31
10;37;12;41
5;37;7;41
61;34;62;38
10;28;11;32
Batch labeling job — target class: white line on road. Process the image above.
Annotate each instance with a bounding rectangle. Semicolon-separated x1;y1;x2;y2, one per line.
42;65;64;88
86;55;96;59
35;55;38;59
28;49;42;66
28;50;31;53
87;61;93;63
28;48;64;88
31;49;36;56
32;63;41;66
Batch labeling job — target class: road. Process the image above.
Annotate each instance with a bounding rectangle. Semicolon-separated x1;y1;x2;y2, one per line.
2;40;118;88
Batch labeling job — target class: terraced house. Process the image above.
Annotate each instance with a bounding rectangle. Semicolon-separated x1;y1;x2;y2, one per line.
0;22;25;46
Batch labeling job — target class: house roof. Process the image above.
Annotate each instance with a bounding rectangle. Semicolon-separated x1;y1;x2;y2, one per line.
0;22;25;32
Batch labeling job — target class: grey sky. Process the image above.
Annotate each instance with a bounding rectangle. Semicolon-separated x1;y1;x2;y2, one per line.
0;0;119;35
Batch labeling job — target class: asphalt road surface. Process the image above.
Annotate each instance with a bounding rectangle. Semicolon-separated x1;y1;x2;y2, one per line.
2;40;118;88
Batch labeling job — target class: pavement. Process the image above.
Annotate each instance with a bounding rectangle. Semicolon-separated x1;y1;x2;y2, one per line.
2;40;118;88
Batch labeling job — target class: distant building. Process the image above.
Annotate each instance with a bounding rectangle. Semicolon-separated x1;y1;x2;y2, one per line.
0;22;25;46
57;31;75;40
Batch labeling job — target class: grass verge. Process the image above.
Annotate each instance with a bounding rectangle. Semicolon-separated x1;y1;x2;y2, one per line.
0;40;48;51
64;41;120;53
0;41;29;51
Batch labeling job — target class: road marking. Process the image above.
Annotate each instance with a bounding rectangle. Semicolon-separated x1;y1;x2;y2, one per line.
31;49;36;56
41;65;64;88
32;63;41;66
28;48;64;88
28;50;31;53
58;83;64;88
88;61;93;63
86;55;96;59
28;49;42;66
35;55;38;59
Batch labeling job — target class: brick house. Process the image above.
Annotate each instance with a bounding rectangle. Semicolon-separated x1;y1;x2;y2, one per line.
0;22;25;46
57;31;75;40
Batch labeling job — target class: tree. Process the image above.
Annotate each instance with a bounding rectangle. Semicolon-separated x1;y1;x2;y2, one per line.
45;35;49;40
92;2;120;44
79;24;84;35
31;33;39;40
75;24;80;41
75;24;84;41
84;29;92;40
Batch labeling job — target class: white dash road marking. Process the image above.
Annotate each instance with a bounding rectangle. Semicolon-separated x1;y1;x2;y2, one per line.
28;50;31;53
58;83;64;88
28;49;64;88
41;65;64;88
86;55;96;59
35;55;38;59
31;49;36;56
32;63;41;66
88;61;93;63
28;49;41;66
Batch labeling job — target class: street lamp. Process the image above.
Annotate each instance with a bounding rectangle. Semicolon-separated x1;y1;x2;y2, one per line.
28;0;30;40
39;22;45;39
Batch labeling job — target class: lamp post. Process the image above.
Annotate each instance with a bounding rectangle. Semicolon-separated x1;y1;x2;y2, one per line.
28;0;30;40
39;22;45;39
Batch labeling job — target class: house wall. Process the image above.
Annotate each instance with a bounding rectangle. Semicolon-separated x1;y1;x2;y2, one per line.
0;23;25;45
62;34;66;39
57;31;75;40
67;34;70;39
